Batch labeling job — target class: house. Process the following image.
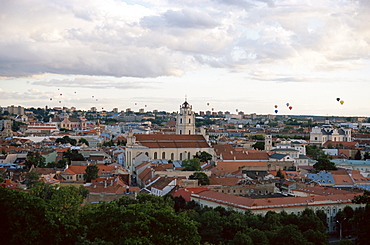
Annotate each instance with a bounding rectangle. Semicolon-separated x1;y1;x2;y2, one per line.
191;189;363;233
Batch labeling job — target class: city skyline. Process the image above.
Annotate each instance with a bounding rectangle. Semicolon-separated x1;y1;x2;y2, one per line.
1;0;370;116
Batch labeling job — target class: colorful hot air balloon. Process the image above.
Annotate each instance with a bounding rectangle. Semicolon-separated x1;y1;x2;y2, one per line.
289;106;293;110
207;103;210;106
274;105;278;108
274;110;278;114
286;103;289;107
336;98;340;102
340;100;344;105
60;93;62;96
212;108;214;111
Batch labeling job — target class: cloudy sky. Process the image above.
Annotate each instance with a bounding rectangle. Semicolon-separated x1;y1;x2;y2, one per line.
1;0;370;116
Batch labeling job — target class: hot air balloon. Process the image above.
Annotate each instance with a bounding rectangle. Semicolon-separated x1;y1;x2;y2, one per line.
340;100;344;105
207;103;210;106
96;99;98;101
274;105;278;108
289;106;293;110
92;96;94;98
336;98;340;102
286;103;289;107
60;93;62;96
212;108;214;111
50;98;52;100
274;110;278;114
59;101;61;103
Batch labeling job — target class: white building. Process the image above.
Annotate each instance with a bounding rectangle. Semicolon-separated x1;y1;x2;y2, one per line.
310;119;351;146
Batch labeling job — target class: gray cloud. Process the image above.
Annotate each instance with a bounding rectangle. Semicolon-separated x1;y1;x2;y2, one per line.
32;77;158;90
1;0;370;80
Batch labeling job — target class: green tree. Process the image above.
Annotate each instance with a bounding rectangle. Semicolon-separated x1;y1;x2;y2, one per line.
189;172;210;185
79;138;89;146
25;151;46;169
306;145;326;160
63;149;85;164
56;136;77;145
181;158;202;171
84;164;100;182
252;141;265;150
25;170;42;188
313;155;337;171
193;151;212;162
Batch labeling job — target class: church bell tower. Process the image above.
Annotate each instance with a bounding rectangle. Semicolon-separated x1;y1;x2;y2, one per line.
176;99;195;135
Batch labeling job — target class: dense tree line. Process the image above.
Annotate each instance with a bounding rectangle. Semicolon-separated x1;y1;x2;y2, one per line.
2;185;370;244
0;186;333;244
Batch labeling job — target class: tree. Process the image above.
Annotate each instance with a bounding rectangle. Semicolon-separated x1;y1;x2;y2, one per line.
0;168;7;183
354;150;362;160
79;138;89;146
276;169;285;179
193;151;212;163
181;158;202;171
25;170;42;188
306;145;325;160
364;152;370;160
189;172;210;185
25;151;46;169
252;141;265;150
313;155;337;171
84;164;99;182
56;136;77;145
63;149;85;164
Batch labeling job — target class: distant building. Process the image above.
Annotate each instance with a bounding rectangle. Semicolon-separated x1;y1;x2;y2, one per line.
310;118;351;146
6;105;25;115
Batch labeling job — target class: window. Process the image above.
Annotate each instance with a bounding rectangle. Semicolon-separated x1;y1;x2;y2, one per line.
179;130;182;134
180;118;183;124
189;118;191;124
180;153;183;160
171;153;174;160
188;152;191;159
154;152;158;159
189;130;191;134
162;152;165;159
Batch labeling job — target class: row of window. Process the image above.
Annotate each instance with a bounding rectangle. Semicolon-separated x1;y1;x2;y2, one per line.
150;152;192;160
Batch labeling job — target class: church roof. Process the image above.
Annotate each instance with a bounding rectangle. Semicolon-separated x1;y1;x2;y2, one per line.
134;134;210;148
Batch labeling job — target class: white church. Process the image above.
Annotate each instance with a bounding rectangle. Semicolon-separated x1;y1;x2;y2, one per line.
125;100;214;173
309;118;351;146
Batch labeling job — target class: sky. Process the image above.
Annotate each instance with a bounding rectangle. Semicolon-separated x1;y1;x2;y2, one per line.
1;0;370;116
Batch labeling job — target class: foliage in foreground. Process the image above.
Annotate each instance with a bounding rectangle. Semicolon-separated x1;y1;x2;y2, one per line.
4;186;370;244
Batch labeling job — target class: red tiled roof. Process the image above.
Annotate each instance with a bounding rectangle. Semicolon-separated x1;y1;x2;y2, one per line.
172;187;209;201
209;176;242;186
212;161;267;175
134;134;210;148
191;190;361;211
